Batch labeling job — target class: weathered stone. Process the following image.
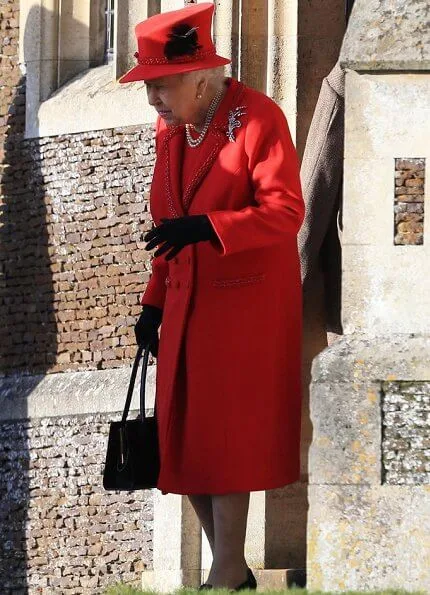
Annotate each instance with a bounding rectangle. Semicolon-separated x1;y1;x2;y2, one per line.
394;232;423;246
340;0;430;70
395;212;423;224
308;335;430;592
308;484;430;592
393;155;426;244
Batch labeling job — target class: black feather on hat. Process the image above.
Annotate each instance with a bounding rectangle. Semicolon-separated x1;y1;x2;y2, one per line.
164;23;202;61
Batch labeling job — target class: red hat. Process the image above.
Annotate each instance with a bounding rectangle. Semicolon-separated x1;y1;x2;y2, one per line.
118;3;231;84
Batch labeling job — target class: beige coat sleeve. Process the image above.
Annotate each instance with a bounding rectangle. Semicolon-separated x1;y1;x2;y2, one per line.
298;62;345;333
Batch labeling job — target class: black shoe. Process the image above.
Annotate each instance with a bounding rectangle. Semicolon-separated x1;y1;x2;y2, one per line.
198;584;212;591
234;568;257;591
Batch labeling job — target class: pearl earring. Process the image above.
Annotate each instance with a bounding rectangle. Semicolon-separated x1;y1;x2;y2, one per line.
197;94;202;99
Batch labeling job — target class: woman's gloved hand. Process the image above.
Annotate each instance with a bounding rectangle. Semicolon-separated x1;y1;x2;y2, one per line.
134;305;163;357
144;215;215;261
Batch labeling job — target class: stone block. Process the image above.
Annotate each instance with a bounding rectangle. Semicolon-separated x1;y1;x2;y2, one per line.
340;0;430;70
265;484;308;569
309;379;381;485
308;335;430;591
200;568;306;591
308;484;430;592
340;71;429;335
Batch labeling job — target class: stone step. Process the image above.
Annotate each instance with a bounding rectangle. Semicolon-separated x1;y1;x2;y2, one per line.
254;569;306;590
201;568;306;591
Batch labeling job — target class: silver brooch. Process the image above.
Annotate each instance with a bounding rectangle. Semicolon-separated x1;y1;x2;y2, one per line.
227;106;246;142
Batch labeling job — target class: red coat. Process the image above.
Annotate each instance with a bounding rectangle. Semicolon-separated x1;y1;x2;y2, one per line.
142;78;305;495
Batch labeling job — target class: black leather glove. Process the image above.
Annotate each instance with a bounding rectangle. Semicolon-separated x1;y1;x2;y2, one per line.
144;215;215;261
134;305;163;357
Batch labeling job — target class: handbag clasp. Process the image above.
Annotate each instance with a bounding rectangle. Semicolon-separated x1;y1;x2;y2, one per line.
119;426;127;468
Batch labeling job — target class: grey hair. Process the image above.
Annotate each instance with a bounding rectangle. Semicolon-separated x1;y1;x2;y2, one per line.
182;66;226;88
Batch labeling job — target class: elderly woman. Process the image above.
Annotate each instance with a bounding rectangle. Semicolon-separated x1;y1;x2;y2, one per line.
119;3;304;591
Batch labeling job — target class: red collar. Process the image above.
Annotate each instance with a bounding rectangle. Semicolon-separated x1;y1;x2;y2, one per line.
211;77;246;133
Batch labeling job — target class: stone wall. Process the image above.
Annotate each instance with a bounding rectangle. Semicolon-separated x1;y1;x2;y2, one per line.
0;413;153;594
1;1;156;592
1;125;156;375
394;158;425;245
307;335;430;592
1;0;156;377
382;381;430;485
0;1;21;149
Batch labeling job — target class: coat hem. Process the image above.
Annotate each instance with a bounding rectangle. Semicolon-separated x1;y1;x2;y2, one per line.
157;474;300;496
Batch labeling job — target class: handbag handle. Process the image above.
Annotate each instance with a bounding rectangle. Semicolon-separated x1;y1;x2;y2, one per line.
121;344;151;425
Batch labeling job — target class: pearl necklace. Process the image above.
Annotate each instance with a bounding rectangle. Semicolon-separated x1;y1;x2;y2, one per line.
185;88;224;148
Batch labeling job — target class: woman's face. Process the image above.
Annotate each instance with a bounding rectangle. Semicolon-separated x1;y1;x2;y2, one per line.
144;73;203;127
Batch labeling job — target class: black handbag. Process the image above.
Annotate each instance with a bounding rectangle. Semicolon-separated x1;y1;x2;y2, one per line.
103;345;160;490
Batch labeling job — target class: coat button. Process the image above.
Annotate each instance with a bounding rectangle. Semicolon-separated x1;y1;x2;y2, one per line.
165;277;171;287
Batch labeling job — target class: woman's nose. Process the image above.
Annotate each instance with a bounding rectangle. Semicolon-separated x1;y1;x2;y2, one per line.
147;88;160;107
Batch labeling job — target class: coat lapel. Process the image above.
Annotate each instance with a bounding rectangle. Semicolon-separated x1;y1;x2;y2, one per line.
182;128;226;212
162;78;246;216
158;126;186;219
182;78;246;212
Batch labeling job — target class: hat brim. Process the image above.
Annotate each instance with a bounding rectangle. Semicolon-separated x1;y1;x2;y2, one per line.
118;55;231;84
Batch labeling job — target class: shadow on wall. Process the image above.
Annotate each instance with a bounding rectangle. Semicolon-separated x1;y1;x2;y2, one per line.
0;77;58;378
0;5;85;592
1;2;97;378
0;7;53;591
0;5;59;377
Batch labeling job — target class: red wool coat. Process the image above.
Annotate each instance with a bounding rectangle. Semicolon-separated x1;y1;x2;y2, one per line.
142;78;305;495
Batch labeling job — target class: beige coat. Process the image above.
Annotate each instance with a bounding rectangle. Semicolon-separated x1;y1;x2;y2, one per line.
298;61;345;334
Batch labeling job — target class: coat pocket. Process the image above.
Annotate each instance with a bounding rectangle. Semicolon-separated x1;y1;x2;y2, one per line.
212;274;266;288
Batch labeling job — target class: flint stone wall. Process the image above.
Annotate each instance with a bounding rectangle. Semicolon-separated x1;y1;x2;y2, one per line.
0;1;21;147
0;365;156;594
1;124;156;375
0;412;153;594
382;381;430;485
2;0;157;376
1;1;156;592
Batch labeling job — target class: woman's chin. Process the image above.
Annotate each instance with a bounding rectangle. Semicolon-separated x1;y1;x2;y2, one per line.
158;112;179;126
